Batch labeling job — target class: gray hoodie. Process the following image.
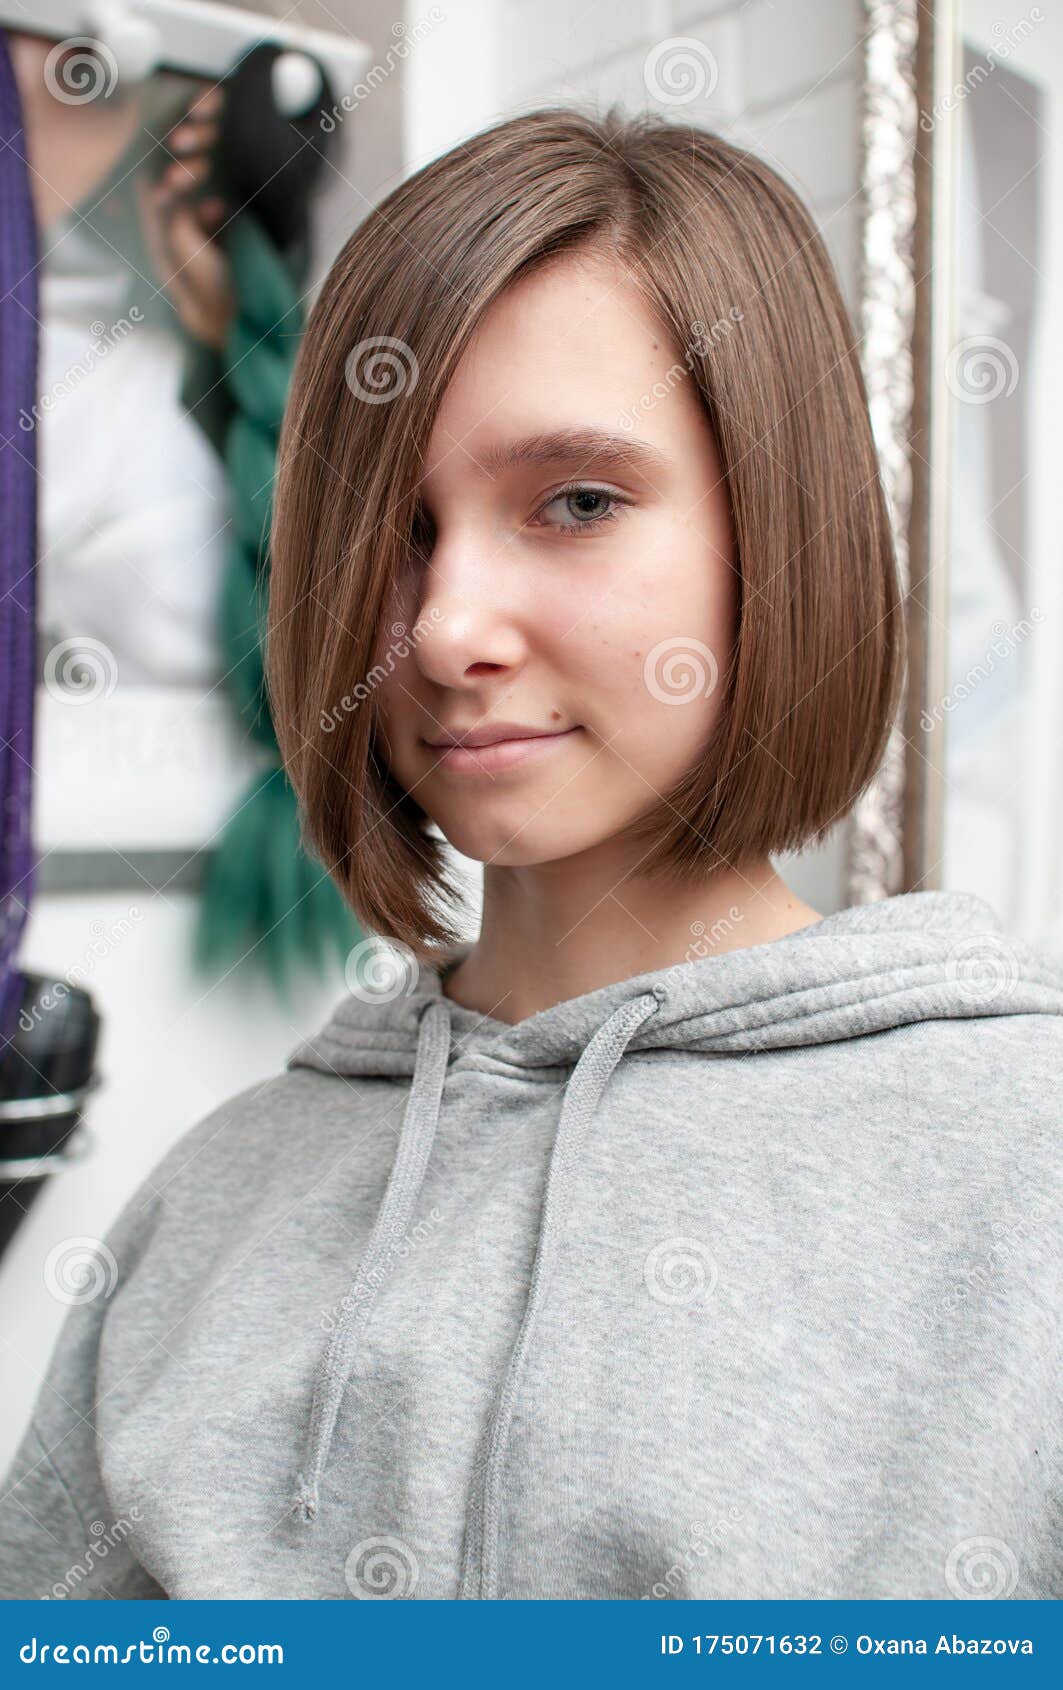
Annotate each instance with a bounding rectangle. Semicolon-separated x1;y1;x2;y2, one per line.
1;889;1061;1601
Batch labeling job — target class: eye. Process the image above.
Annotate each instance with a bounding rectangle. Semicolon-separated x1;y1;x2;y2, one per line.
535;484;630;537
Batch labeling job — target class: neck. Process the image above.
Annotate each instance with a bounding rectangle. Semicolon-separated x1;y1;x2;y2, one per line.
441;851;822;1026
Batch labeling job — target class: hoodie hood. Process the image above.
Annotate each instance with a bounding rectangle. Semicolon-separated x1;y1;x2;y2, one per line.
289;889;1063;1077
284;890;1063;1598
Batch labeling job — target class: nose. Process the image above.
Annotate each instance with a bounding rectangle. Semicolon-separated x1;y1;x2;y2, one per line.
409;534;529;690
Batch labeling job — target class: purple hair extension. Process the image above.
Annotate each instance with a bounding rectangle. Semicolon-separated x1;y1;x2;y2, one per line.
0;28;39;1044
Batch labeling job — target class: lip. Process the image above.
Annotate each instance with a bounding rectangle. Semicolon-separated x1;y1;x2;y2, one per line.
424;727;580;775
425;721;559;748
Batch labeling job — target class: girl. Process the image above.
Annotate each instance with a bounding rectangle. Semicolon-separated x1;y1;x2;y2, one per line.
2;106;1061;1603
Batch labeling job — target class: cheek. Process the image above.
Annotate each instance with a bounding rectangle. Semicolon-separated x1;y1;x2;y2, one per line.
582;618;728;789
634;548;735;751
585;583;730;725
626;686;722;791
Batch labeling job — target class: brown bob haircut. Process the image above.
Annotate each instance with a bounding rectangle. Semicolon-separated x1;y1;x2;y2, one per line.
267;105;906;962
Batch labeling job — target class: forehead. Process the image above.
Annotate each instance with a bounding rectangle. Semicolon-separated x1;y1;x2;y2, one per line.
422;252;703;486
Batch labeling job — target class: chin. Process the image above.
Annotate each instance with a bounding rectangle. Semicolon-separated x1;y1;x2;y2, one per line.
434;811;603;869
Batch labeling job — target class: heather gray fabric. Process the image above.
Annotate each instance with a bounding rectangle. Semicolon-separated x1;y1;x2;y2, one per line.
2;889;1062;1601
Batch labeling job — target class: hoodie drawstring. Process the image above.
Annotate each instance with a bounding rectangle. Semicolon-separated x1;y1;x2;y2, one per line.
458;983;667;1599
293;996;452;1521
293;978;667;1602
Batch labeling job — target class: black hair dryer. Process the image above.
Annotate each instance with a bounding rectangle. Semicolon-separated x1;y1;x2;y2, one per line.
209;40;338;258
0;974;102;1259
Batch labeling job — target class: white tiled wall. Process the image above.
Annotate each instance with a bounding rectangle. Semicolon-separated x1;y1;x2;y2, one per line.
492;0;864;311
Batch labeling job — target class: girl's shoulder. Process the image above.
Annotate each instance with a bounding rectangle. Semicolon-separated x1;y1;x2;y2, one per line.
109;1063;403;1269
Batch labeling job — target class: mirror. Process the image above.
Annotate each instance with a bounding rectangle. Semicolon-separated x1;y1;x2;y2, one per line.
9;33;268;870
922;1;1061;949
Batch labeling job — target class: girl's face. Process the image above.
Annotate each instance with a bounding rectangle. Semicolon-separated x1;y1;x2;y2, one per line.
375;251;737;869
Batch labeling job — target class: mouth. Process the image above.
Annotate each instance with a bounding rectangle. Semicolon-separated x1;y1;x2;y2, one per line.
422;727;581;776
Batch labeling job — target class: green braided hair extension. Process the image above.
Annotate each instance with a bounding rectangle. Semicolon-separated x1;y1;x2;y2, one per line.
191;210;363;1000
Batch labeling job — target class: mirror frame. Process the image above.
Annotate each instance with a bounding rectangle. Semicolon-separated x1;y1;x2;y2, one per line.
845;0;955;904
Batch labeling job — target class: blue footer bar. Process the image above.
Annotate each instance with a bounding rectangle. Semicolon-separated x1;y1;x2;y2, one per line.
1;1600;1060;1686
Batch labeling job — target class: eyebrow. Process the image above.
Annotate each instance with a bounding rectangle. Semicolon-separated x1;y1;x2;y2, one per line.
472;427;670;480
